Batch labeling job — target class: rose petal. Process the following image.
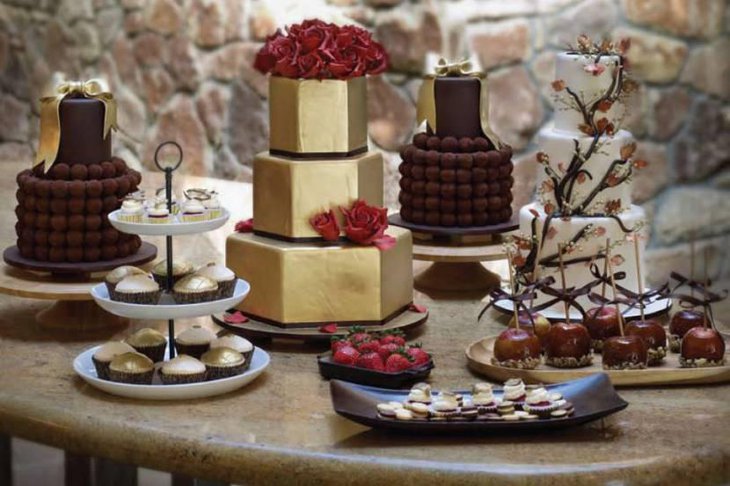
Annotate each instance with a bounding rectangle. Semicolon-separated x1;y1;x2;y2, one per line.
373;235;397;251
235;218;254;233
319;323;338;334
224;311;249;324
409;303;427;313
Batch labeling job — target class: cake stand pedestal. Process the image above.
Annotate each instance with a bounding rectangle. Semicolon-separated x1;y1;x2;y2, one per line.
0;264;128;332
389;214;517;295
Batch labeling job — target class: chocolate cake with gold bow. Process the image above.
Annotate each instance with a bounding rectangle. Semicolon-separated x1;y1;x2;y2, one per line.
225;20;414;327
397;60;514;227
9;77;146;268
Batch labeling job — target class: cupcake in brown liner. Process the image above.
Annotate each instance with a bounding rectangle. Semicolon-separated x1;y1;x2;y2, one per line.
105;266;147;300
194;263;236;299
159;355;207;385
172;274;218;304
92;341;136;380
108;352;155;385
125;328;167;363
200;346;246;380
112;275;161;305
151;260;194;288
210;334;253;370
175;325;215;359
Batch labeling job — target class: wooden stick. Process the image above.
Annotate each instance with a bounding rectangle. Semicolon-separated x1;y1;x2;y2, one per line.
690;237;696;299
602;238;610;299
506;248;519;328
557;243;570;322
703;246;709;330
632;233;645;321
605;239;625;336
530;237;543;310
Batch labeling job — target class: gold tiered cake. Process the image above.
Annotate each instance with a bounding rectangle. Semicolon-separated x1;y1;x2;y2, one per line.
226;21;414;327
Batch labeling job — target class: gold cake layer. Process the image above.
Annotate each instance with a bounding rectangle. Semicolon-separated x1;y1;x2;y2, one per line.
269;76;367;156
226;227;413;326
253;151;384;240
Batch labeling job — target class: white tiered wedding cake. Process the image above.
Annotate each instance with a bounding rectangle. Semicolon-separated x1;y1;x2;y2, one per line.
515;36;647;314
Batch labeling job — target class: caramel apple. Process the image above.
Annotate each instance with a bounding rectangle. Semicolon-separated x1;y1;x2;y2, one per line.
679;327;726;368
668;309;705;352
625;319;667;366
508;311;551;347
584;306;621;352
544;322;592;368
602;335;648;370
492;328;541;369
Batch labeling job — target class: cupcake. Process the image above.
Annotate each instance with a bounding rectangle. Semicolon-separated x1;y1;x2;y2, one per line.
203;193;222;219
104;266;147;299
173;274;218;304
210;334;253;370
200;346;246;380
155;187;179;215
159;355;207;385
126;327;167;362
151;260;193;287
175;325;215;359
118;198;144;223
181;199;206;222
471;383;498;414
194;263;236;299
112;275;161;305
108;352;155;385
522;387;559;417
145;203;171;224
92;341;136;380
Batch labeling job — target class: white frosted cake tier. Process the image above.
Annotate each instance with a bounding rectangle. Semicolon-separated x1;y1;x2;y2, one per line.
536;127;634;215
518;203;647;314
553;52;625;134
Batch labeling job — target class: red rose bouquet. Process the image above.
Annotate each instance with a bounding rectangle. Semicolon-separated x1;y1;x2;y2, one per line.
254;19;388;80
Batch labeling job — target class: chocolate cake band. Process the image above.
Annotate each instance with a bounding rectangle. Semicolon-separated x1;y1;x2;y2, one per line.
269;145;368;160
253;229;347;244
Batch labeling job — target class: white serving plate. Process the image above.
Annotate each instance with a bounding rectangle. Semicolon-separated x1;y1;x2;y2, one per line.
492;293;672;321
74;345;269;400
90;279;250;320
107;208;230;236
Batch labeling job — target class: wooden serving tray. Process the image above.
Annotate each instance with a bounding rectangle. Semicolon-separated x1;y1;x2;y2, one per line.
466;335;730;387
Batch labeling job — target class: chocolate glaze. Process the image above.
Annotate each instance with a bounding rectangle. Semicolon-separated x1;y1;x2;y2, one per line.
430;78;483;139
56;97;112;165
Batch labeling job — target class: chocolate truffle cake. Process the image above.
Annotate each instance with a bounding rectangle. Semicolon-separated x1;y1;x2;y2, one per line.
12;91;143;265
397;76;514;227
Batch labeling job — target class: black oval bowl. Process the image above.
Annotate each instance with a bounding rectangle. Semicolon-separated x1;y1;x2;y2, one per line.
317;354;435;389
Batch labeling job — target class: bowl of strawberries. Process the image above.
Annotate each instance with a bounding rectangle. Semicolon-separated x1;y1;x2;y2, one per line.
317;327;435;388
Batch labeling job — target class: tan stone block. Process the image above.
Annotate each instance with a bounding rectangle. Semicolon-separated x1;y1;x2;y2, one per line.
681;37;730;100
375;6;442;73
653;187;730;246
132;32;167;67
487;66;544;151
544;0;618;47
622;0;725;39
367;76;415;151
468;19;531;71
613;27;688;83
144;0;183;35
646;86;691;140
631;141;669;204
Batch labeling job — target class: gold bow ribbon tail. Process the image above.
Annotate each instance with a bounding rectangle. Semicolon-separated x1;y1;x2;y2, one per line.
34;76;117;173
416;58;502;147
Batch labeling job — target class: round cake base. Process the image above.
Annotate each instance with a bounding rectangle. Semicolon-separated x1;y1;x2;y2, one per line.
388;214;518;240
212;308;428;343
3;242;157;278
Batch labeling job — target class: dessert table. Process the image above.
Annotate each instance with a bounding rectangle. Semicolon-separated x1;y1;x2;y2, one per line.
0;163;728;485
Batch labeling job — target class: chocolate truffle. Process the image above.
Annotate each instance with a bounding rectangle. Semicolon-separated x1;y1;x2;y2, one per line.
115;176;131;196
440;169;456;183
474;152;489;168
86;198;103;214
34;246;49;261
50;215;67;231
50;163;70;180
35;213;49;230
456;184;472;199
70;164;88;181
399;177;412;191
85;215;102;231
425;182;440;196
411;165;425;180
458;213;473;226
457;199;472;212
87;164;103;180
413;133;429;149
85;230;102;246
500;177;514;190
473;213;488;225
500;145;513;161
34;230;49;246
487;168;499;180
86;180;103;198
112;157;127;176
67;248;83;262
425;166;440;181
441;153;457;169
426;136;441;151
102;178;118;196
412;195;425;209
411;181;426;194
473;198;489;212
457;153;473;169
473;168;488;183
23;195;35;211
398;162;411;176
50;180;69;198
36;198;50;212
49;248;65;262
488;196;503;210
117;242;131;258
50;198;67;214
84;247;101;262
22;212;35;227
441;199;456;212
456;169;471;184
441;213;456;226
19;244;33;258
411;210;425;224
69;180;86;198
67;214;85;231
499;163;513;177
441;136;458;153
400;207;413;220
474;137;491;152
402;145;416;163
35;180;50;198
425;197;440;210
67;231;84;247
425;150;440;166
425;211;440;226
102;228;120;244
100;161;115;179
68;198;85;214
440;183;456;198
101;245;118;260
413;149;427;165
49;231;65;247
488;182;501;195
399;192;413;206
103;195;119;212
21;228;34;242
458;137;474;153
486;151;502;167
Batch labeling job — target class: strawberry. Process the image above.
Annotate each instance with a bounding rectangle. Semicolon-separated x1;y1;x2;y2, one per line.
330;337;351;353
384;351;413;373
355;351;385;371
377;342;399;361
406;344;430;367
379;330;406;347
332;346;360;366
347;326;372;346
357;340;380;354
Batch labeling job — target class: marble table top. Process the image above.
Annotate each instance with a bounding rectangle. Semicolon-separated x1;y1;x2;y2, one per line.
0;162;728;485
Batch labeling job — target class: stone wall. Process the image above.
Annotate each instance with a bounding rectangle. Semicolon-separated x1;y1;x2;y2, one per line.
0;0;727;285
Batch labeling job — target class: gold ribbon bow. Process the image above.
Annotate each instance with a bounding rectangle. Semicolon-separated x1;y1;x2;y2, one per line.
34;75;117;173
417;58;501;147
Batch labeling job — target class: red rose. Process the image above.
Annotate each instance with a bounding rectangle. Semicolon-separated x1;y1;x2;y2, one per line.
329;46;367;79
298;20;333;54
365;43;388;74
310;210;340;241
340;200;395;250
297;52;325;79
235;218;254;233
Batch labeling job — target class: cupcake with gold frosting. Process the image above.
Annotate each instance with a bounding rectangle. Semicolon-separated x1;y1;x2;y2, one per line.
210;334;253;369
112;275;161;305
175;325;215;359
200;346;246;380
173;274;218;304
159;355;207;385
104;266;147;300
194;263;236;299
92;341;136;380
108;352;155;384
151;260;193;287
126;327;167;362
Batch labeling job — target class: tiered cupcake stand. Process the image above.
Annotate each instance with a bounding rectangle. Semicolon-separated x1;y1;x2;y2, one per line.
76;142;268;400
